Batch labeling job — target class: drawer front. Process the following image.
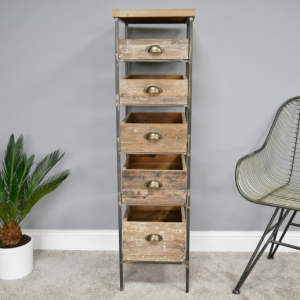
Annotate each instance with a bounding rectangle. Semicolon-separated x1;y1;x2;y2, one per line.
122;169;187;205
119;39;188;61
119;96;187;106
122;190;186;205
120;124;187;153
119;77;188;105
123;221;186;262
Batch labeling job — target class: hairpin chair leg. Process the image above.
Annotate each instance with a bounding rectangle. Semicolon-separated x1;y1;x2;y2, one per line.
268;210;297;259
267;208;284;259
232;208;290;295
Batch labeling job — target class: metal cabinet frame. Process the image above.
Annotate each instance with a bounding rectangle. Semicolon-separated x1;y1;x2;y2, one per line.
114;16;194;293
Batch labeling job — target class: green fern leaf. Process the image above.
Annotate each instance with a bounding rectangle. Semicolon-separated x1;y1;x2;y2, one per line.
13;154;34;205
19;170;70;221
2;135;24;192
26;150;64;198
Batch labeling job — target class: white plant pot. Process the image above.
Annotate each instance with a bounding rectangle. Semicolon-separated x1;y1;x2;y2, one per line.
0;235;33;280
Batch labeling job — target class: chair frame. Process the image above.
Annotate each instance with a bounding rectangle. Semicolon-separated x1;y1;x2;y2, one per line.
233;96;300;295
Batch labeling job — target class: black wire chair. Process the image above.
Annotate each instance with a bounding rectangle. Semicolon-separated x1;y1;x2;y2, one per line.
233;96;300;295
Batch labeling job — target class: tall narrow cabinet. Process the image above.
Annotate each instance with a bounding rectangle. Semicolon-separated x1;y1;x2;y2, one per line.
112;9;195;292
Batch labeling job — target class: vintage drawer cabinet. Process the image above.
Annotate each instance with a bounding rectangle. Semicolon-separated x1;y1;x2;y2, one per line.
113;9;195;292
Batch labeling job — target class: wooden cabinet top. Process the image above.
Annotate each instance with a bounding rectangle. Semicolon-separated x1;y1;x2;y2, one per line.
112;9;196;24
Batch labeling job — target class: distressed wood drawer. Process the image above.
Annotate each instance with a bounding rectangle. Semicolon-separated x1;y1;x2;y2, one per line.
118;39;188;61
122;154;187;205
123;206;186;262
120;112;187;153
119;74;188;105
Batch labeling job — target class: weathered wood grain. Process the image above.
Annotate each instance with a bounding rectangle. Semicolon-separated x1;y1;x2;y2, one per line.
120;113;187;153
127;205;183;213
122;170;186;189
124;153;184;168
119;74;188;105
112;9;196;24
123;206;186;262
125;112;185;123
120;96;187;105
119;39;188;61
123;254;185;262
120;75;187;97
120;124;187;153
122;154;187;205
122;190;186;205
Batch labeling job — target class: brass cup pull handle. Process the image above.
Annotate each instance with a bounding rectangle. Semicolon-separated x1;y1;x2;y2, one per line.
145;234;163;242
144;132;163;140
145;180;163;189
144;85;163;94
145;45;165;53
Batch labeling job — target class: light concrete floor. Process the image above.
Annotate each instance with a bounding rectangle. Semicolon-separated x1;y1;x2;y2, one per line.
0;251;299;300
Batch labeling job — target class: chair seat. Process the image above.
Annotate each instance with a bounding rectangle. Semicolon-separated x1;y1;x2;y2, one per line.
257;184;300;211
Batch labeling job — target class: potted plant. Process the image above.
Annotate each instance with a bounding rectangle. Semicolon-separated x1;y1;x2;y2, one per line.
0;134;70;280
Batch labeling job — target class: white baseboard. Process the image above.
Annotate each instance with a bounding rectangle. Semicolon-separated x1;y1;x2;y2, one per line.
23;230;300;252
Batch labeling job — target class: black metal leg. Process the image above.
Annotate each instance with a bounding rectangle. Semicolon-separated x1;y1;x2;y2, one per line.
267;208;284;259
186;262;189;293
185;16;193;294
120;262;123;291
268;210;297;259
234;208;279;285
185;205;190;293
232;208;290;295
119;206;124;291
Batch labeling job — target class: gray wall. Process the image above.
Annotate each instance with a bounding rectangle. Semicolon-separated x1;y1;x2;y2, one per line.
0;1;300;230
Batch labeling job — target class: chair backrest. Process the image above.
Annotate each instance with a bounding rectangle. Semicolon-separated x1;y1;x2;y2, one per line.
236;97;300;204
265;97;300;186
